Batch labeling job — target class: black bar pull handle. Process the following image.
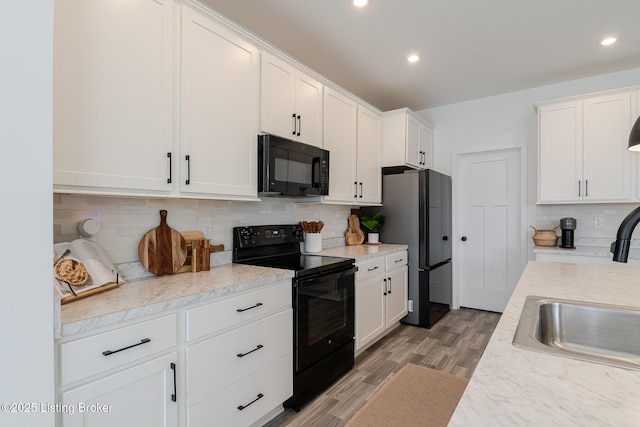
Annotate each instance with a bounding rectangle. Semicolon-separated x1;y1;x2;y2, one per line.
238;393;264;411
236;302;263;313
354;181;358;198
297;115;301;136
170;362;177;402
586;179;589;197
578;180;581;197
167;152;172;184
383;277;387;295
102;338;151;356
388;277;392;294
185;155;191;185
292;113;297;135
237;344;264;358
359;182;363;198
367;266;379;272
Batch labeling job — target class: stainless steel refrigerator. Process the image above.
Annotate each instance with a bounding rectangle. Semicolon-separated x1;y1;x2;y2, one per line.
363;168;452;328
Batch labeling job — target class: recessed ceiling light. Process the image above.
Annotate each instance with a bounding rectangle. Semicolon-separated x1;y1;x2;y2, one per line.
353;0;368;7
601;36;617;46
407;54;420;63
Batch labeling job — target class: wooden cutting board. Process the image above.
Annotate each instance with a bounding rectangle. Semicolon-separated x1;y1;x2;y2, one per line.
138;210;187;275
344;214;365;245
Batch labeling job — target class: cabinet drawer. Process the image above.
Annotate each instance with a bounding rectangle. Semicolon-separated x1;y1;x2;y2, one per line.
386;250;408;271
356;257;385;282
187;309;292;405
188;354;292;427
60;314;177;386
186;281;291;341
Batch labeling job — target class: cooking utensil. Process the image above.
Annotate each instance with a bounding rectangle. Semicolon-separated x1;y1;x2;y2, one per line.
138;210;187;275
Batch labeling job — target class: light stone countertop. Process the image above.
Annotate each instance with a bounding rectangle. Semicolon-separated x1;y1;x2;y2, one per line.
307;243;407;261
58;244;407;338
533;244;640;259
450;261;640;426
59;263;294;337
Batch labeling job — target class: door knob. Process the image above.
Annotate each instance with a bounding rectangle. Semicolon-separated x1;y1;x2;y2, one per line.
461;236;467;241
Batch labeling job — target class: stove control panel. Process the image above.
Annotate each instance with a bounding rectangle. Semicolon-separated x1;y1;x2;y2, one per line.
233;224;304;249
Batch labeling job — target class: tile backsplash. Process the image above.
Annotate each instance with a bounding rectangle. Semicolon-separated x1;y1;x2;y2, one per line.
535;203;640;248
54;194;356;280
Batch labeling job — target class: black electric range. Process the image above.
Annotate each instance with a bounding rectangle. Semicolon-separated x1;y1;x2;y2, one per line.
232;224;356;411
232;224;354;278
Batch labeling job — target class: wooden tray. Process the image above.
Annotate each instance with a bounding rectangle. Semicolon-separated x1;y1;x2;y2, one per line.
60;281;123;305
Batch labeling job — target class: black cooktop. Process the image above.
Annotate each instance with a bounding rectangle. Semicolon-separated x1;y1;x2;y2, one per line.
232;225;354;278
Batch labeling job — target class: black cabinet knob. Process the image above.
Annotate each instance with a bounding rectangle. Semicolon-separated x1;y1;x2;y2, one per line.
442;236;448;241
461;236;467;241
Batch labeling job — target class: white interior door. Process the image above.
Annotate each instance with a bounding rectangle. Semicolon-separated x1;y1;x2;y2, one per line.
457;148;522;312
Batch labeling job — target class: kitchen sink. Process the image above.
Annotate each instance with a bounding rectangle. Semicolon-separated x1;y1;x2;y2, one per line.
512;296;640;370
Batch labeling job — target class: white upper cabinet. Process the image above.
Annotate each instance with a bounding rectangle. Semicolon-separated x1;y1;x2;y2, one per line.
538;91;633;203
322;87;358;202
54;0;174;195
356;105;382;204
178;6;259;199
382;108;433;169
261;52;323;147
322;87;381;205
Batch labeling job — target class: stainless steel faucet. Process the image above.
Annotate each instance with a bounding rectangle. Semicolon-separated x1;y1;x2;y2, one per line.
611;206;640;262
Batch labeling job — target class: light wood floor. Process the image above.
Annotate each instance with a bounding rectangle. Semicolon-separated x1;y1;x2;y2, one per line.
264;308;501;427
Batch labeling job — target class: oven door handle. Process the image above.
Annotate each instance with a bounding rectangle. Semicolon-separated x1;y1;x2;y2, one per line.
296;266;357;286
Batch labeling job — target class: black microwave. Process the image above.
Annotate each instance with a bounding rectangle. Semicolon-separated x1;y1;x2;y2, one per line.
258;134;330;197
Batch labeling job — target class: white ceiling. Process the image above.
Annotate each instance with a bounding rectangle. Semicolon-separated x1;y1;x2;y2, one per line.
199;0;640;112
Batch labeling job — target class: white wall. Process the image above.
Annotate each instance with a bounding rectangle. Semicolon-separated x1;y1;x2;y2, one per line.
0;1;55;426
419;67;640;260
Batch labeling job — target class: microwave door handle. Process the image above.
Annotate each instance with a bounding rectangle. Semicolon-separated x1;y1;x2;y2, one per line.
312;157;320;188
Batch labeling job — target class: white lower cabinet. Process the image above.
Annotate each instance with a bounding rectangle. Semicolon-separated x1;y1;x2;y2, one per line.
57;313;179;427
355;250;408;352
184;280;293;426
61;352;178;427
57;281;293;427
188;354;292;427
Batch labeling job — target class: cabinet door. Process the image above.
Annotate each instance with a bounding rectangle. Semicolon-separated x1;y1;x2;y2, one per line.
54;0;174;194
179;7;258;198
538;100;583;202
295;71;324;147
357;106;382;204
385;267;408;328
406;114;423;168
356;274;385;350
420;123;434;169
61;353;177;427
323;87;358;203
261;53;297;139
583;93;632;201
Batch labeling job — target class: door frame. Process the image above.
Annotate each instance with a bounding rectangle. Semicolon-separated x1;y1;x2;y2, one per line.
451;144;528;310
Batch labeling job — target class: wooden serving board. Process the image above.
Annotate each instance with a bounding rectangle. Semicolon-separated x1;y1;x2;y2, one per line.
138;210;187;275
177;231;225;273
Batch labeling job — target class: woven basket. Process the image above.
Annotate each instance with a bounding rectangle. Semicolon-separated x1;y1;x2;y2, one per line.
532;236;558;247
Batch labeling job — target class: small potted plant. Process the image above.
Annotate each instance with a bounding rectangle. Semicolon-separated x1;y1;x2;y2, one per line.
360;213;385;244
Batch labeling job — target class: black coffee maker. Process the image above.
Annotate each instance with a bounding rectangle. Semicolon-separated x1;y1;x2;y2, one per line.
559;217;576;249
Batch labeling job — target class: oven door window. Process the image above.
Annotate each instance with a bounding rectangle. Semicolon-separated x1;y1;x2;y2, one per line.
295;270;355;373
